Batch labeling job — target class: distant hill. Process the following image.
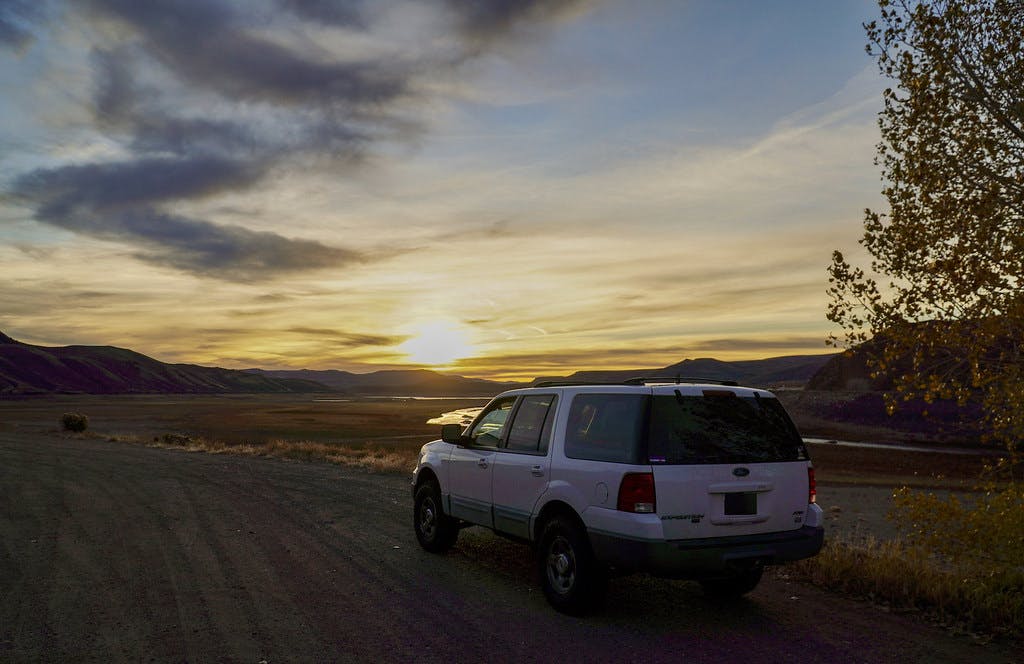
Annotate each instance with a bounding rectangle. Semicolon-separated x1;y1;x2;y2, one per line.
0;332;331;395
534;354;837;388
0;328;837;397
246;368;520;396
805;344;885;391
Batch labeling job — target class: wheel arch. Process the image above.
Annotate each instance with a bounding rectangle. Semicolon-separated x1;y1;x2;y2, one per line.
414;466;439;491
532;500;585;542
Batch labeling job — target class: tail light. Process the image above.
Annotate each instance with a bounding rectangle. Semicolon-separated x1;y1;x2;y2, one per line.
808;466;817;504
618;472;656;513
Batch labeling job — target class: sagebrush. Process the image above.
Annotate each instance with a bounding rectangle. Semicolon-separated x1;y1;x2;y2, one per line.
61;412;89;432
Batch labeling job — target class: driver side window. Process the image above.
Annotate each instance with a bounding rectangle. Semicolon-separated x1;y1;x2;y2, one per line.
467;397;515;447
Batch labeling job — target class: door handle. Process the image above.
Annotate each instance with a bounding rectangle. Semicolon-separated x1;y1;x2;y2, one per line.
531;465;544;477
477;458;489;469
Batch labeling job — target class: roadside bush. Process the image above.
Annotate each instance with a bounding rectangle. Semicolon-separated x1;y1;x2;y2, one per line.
891;482;1024;570
792;476;1024;638
61;412;89;433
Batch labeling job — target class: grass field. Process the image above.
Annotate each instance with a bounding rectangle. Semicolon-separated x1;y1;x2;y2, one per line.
0;393;998;487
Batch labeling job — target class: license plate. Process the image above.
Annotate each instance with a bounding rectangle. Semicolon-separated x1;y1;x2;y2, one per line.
724;492;757;515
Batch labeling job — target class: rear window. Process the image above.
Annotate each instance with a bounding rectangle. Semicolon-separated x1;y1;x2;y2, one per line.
564;393;646;464
647;393;807;464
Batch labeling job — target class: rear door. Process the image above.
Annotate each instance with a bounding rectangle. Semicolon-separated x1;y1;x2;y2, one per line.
646;388;811;539
491;393;559;539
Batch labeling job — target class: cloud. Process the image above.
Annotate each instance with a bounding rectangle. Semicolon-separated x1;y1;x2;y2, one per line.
687;337;831;352
0;0;43;52
276;0;365;27
5;0;595;280
10;159;356;278
14;156;264;212
85;0;408;107
445;0;592;44
285;327;403;347
103;207;356;277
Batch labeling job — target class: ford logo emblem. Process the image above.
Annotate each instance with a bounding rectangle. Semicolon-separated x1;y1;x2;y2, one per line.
733;467;750;477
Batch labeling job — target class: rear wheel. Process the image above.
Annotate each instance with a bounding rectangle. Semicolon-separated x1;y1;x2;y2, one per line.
537;516;606;614
413;481;457;553
700;566;763;599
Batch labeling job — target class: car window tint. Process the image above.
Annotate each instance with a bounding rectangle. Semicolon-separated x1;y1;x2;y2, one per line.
506;394;558;453
647;394;807;464
564;394;646;464
468;397;515;447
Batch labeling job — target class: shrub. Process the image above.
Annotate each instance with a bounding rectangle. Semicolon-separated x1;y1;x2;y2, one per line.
61;412;89;433
890;481;1024;571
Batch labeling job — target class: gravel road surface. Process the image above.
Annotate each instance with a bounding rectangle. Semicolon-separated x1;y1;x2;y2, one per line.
1;431;1018;663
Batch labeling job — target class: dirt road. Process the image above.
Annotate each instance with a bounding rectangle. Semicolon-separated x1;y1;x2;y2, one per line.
1;431;1018;663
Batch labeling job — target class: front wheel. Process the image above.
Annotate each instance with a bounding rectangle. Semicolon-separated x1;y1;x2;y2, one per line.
537;516;606;614
699;566;763;599
413;482;457;553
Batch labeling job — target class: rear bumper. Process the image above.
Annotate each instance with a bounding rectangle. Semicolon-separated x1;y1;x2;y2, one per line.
589;525;825;578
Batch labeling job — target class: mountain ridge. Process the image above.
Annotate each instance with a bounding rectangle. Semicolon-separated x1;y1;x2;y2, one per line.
0;332;330;395
0;330;837;396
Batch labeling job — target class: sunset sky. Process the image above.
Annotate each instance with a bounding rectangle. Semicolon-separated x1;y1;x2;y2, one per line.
0;0;884;381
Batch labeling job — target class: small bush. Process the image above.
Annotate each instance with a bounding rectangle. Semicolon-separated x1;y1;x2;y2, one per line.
61;412;89;433
891;481;1024;570
791;479;1024;638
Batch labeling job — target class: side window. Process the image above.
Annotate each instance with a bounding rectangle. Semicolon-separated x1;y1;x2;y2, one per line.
467;397;515;447
564;393;646;464
506;394;558;453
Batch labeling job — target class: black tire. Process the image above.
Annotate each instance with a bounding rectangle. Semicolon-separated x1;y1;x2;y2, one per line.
699;566;763;599
537;516;607;615
413;482;458;553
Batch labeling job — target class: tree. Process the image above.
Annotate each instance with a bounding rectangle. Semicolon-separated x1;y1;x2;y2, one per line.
828;0;1024;457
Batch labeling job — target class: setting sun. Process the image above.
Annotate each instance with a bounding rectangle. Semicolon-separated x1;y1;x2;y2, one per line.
398;320;475;367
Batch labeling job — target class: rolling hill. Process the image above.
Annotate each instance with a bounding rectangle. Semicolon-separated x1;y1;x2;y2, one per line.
0;332;330;395
534;353;837;388
244;368;519;396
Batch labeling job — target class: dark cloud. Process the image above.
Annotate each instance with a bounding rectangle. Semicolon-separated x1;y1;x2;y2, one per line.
116;208;359;278
14;156;263;214
6;0;594;280
11;160;356;278
86;0;407;107
277;0;365;27
0;0;43;52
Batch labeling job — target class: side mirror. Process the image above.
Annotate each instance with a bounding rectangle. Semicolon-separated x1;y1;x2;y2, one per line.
441;423;465;444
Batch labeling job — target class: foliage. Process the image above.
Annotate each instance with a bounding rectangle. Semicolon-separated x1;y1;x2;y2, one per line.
791;534;1024;637
891;482;1024;570
60;412;89;433
827;0;1024;457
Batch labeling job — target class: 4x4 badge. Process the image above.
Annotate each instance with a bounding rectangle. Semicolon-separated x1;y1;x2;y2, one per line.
733;467;750;477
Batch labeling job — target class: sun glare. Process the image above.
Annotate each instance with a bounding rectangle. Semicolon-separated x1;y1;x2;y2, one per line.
399;320;474;367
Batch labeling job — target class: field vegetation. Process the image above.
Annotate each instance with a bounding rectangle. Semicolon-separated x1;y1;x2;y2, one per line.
790;476;1024;640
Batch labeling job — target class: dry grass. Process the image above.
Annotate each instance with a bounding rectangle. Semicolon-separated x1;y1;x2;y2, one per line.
788;531;1024;640
117;432;420;474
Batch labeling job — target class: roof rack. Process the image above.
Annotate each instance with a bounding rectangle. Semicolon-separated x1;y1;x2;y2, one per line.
622;376;739;386
531;380;617;388
532;376;740;388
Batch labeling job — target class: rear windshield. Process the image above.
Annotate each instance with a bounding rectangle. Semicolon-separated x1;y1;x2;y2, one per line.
647;393;807;464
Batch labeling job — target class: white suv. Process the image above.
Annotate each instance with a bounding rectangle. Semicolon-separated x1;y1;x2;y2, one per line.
411;380;824;614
